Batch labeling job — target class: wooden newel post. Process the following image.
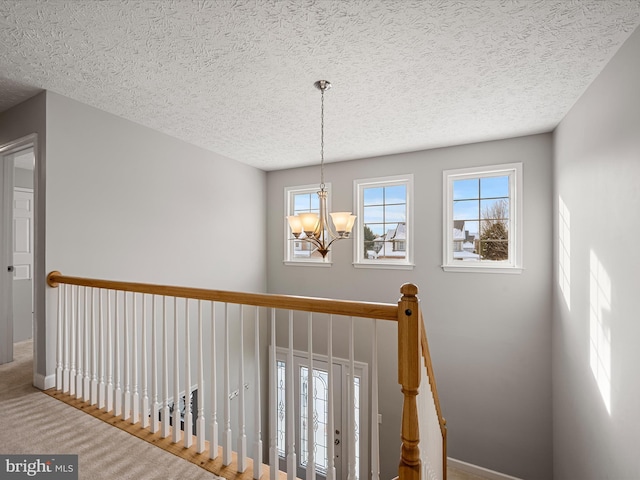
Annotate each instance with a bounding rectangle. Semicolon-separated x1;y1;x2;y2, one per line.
398;283;421;480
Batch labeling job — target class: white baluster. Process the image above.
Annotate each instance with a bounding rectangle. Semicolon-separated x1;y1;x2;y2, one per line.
151;295;160;433
69;285;78;397
348;317;356;480
210;301;219;460
269;308;277;480
371;319;380;480
223;303;232;466
56;285;63;390
98;288;106;409
63;285;70;393
184;299;193;448
196;300;206;453
238;305;247;473
172;297;182;444
83;287;90;401
62;285;70;393
142;294;150;428
307;312;315;480
69;285;76;397
327;315;336;480
254;306;263;480
123;292;131;420
286;310;296;480
131;293;140;424
161;296;170;438
75;285;83;399
106;290;114;413
91;287;98;405
114;291;122;417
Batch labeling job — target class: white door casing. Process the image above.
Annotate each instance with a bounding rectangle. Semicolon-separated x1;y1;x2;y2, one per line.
0;152;15;364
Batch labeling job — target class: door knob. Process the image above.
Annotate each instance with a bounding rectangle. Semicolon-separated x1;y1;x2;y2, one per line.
7;266;14;272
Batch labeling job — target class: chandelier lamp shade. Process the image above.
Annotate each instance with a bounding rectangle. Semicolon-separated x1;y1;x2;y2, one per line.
286;80;356;259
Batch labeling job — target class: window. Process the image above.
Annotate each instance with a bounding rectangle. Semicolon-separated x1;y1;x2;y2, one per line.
284;184;331;265
354;175;414;269
443;163;523;273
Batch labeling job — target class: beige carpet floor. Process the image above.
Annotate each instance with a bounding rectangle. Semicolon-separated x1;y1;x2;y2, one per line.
1;339;488;480
0;339;219;480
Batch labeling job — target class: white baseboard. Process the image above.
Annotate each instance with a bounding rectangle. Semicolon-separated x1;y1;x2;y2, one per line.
33;373;55;390
448;457;522;480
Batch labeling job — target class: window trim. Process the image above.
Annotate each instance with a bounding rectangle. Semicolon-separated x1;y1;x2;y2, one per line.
284;183;332;266
353;174;414;270
442;163;523;274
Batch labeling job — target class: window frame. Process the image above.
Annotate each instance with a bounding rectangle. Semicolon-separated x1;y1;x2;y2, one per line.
353;174;414;270
284;183;332;266
442;162;523;273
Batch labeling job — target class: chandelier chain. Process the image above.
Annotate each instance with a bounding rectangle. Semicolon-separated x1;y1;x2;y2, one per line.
320;87;325;189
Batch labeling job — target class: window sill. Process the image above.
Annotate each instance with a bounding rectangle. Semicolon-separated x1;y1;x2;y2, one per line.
283;261;332;267
353;262;415;271
441;264;523;274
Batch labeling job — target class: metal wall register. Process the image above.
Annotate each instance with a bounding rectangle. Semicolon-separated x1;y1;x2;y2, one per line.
1;455;77;479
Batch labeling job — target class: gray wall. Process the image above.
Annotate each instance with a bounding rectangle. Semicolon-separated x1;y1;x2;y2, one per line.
43;91;268;400
552;25;640;480
0;92;46;377
267;134;553;479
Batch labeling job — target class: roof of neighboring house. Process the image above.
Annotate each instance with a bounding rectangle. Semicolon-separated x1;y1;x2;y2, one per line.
387;223;406;241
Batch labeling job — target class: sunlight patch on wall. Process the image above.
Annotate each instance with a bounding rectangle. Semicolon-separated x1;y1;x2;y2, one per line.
589;250;612;415
559;197;571;310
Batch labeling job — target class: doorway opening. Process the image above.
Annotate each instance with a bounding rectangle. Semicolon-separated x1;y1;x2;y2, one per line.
0;136;37;368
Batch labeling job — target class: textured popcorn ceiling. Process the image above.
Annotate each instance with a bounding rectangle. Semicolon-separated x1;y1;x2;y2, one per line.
1;1;639;171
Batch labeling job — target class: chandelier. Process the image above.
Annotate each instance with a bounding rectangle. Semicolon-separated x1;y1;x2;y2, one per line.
286;80;356;259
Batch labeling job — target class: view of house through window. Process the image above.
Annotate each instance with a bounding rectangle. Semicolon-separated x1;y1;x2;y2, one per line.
355;175;413;267
453;175;510;261
363;184;407;260
443;163;522;272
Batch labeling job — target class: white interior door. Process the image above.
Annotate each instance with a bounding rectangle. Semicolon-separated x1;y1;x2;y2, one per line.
13;187;34;341
13;188;33;281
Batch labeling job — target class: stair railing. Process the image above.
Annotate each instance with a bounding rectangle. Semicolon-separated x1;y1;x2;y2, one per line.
47;271;445;480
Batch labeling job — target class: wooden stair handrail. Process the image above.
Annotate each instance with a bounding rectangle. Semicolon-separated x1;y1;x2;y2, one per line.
419;310;446;437
46;271;398;321
398;284;447;480
419;309;447;480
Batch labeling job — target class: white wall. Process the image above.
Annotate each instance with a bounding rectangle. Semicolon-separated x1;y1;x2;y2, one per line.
267;133;553;479
43;91;268;388
552;25;640;480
